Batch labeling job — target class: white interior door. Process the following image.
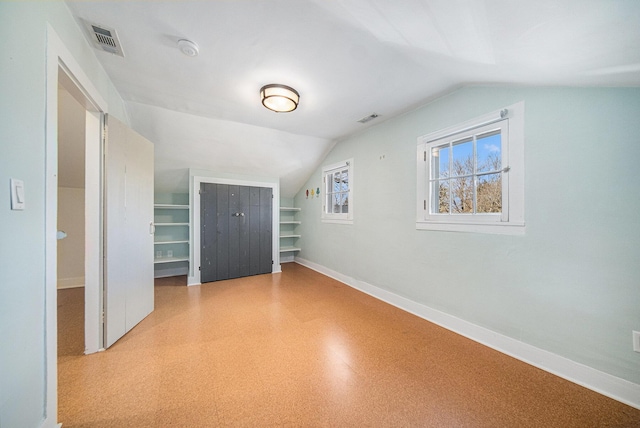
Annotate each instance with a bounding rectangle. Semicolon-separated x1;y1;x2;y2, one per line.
104;114;154;348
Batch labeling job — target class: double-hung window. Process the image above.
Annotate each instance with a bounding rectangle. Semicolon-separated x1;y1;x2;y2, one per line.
322;159;353;224
417;102;525;234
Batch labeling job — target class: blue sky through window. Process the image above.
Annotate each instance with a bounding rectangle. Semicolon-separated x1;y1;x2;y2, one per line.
435;132;501;177
477;132;501;172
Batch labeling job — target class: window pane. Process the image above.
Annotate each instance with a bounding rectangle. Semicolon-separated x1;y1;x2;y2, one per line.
340;169;349;192
431;180;449;213
341;193;349;213
431;145;449;179
477;130;501;173
451;177;473;213
332;193;341;213
477;173;502;213
325;193;331;214
451;138;473;178
332;172;341;193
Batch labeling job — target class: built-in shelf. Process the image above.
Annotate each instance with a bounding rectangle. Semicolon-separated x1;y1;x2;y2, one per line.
154;256;190;264
279;206;301;262
154;204;190;209
154;201;190;276
279;247;301;253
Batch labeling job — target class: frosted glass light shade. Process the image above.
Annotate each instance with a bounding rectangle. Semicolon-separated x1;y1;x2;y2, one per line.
260;84;299;113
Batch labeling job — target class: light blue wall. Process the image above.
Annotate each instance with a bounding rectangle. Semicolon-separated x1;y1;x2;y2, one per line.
0;2;127;427
295;86;640;385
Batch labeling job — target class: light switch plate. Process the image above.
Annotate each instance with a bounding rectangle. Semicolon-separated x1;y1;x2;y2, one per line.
633;331;640;353
10;178;25;210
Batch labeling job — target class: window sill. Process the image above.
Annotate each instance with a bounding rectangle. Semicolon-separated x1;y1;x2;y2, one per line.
322;218;354;225
416;220;525;235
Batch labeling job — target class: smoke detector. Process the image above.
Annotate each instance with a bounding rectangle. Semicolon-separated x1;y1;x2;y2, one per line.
178;39;199;57
83;21;125;57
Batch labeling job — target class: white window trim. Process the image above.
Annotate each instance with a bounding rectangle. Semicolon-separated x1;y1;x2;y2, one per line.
321;158;354;224
416;102;525;235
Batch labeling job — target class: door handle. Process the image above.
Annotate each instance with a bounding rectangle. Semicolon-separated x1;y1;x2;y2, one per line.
150;222;155;235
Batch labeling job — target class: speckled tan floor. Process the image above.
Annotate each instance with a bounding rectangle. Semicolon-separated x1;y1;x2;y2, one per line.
58;263;640;427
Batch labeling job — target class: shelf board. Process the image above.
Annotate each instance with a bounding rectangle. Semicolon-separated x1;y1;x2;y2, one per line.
279;247;301;253
280;207;301;211
154;240;189;245
279;234;301;239
280;221;301;225
154;222;190;227
154;204;189;210
154;257;189;264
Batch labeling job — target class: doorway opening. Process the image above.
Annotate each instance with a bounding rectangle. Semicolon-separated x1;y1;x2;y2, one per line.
57;81;87;358
46;28;109;424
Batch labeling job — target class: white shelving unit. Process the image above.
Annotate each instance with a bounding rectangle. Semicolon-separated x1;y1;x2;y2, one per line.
280;207;301;262
154;203;190;278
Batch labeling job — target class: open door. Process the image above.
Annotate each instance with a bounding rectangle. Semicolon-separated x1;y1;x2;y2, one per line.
104;114;154;348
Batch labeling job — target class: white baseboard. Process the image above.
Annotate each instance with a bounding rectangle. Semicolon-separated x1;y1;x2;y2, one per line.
294;257;640;410
57;277;84;289
40;415;61;428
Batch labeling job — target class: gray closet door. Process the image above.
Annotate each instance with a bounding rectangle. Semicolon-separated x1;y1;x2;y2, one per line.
200;183;272;283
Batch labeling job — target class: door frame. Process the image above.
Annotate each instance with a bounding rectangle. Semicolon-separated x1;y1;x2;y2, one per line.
189;175;281;285
45;24;107;425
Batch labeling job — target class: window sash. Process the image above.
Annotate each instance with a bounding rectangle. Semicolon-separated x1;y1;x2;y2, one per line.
425;120;509;223
322;160;352;221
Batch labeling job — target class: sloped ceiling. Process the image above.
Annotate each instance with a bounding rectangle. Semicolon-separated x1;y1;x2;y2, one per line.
65;0;640;197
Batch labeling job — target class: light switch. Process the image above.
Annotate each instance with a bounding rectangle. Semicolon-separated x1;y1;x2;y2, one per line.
10;178;25;210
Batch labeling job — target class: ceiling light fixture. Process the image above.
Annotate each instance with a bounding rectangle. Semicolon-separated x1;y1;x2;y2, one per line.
260;84;299;113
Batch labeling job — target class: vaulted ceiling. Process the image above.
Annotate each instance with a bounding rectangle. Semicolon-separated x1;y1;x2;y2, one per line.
65;0;640;198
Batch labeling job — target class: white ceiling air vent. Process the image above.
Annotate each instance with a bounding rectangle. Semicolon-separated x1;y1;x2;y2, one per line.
83;20;125;57
357;113;380;124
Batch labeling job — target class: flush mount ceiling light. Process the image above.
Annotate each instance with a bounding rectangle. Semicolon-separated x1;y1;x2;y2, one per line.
260;84;299;113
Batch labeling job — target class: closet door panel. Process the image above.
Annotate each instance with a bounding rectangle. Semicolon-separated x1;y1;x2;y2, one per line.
200;183;217;284
238;186;251;278
215;184;230;281
228;185;240;280
200;183;272;283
